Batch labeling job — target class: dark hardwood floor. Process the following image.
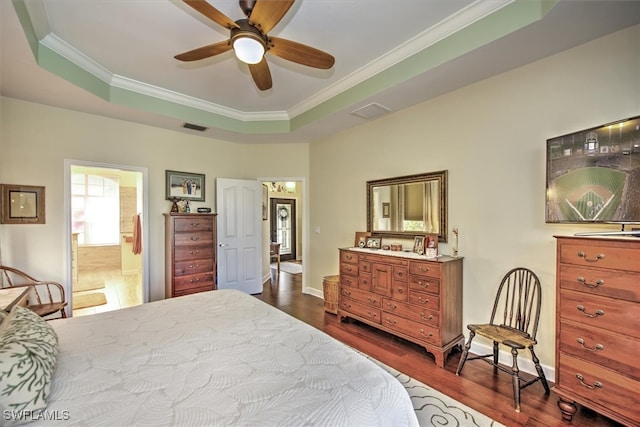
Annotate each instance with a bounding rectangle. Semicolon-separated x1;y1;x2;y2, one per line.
255;269;624;427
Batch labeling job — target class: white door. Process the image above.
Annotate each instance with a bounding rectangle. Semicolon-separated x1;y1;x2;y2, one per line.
216;178;263;294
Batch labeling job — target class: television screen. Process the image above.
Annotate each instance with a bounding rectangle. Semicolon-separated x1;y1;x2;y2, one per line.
546;115;640;224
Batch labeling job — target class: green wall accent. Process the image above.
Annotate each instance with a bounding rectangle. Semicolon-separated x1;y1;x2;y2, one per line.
13;0;557;135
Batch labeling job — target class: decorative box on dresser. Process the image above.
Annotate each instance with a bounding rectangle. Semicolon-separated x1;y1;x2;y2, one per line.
554;235;640;426
164;213;217;298
338;247;464;368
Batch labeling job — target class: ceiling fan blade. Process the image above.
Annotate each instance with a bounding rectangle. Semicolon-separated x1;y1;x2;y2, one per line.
175;40;232;61
248;0;294;34
183;0;239;29
248;58;272;90
268;37;334;69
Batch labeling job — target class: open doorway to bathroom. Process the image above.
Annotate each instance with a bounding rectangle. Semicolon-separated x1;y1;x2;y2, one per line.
68;162;146;316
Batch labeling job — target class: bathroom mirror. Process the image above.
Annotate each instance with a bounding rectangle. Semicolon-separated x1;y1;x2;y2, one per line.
367;171;448;242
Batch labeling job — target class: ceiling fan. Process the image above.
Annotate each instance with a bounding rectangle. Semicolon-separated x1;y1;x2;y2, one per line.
175;0;335;91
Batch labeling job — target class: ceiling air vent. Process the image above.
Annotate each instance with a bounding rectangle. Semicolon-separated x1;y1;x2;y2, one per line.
350;103;392;120
182;122;208;132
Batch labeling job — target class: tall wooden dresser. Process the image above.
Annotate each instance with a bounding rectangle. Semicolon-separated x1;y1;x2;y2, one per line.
338;248;464;368
164;213;217;298
554;235;640;425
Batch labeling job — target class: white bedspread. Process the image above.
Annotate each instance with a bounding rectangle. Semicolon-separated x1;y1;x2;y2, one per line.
39;289;418;426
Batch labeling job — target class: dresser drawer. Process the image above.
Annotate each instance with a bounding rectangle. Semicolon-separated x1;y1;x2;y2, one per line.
339;298;381;324
174;231;214;246
408;290;440;312
382;312;440;346
174;245;215;262
409;261;441;278
558;240;640;272
409;275;440;295
392;282;408;302
359;260;371;274
174;259;214;276
340;251;359;264
358;274;372;291
174;273;214;292
393;265;408;282
340;287;381;308
559;289;640;339
557;353;640;424
559;320;640;379
340;274;358;289
340;262;359;277
558;264;639;302
383;298;439;328
174;217;213;232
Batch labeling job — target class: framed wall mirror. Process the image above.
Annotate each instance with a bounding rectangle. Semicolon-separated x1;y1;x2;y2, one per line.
367;171;448;242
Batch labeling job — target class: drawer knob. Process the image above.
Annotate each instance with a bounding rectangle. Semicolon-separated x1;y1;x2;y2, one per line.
420;312;433;321
418;267;430;272
385;318;397;326
342;290;352;296
577;251;605;263
396;287;404;294
419;329;433;338
190;222;200;227
576;277;604;288
367;297;377;305
386;302;397;310
576;338;604;352
418;296;430;304
575;374;603;390
190;236;200;241
367;311;377;319
576;305;604;318
418;281;429;288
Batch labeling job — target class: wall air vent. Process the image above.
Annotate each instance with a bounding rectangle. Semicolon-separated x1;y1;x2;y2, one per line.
182;122;208;132
350;103;392;120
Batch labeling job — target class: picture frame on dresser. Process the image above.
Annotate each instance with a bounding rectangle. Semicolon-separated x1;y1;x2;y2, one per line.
165;170;205;201
413;236;425;255
0;184;45;224
365;236;381;249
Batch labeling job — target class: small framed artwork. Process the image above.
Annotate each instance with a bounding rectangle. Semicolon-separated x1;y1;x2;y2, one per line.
382;202;390;218
425;233;439;258
413;236;425;255
262;184;268;220
0;184;45;224
354;231;371;247
365;236;382;249
165;170;205;201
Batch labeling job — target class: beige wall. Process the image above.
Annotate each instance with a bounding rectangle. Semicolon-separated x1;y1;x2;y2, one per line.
0;99;310;301
308;25;640;369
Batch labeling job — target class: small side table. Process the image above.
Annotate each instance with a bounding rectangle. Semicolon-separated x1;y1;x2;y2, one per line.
0;287;30;312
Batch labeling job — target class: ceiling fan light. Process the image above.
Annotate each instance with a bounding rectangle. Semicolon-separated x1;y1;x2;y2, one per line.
233;36;265;64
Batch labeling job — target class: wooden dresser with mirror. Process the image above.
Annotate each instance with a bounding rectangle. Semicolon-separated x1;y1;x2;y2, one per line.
338;247;463;368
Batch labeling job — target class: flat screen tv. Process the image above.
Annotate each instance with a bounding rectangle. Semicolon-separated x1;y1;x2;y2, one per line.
545;115;640;231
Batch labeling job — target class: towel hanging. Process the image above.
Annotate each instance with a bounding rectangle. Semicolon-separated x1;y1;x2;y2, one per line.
132;213;142;255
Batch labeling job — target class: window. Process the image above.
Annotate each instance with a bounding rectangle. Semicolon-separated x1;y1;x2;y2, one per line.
71;174;120;245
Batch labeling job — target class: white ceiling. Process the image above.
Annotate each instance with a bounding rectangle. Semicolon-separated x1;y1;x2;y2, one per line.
2;0;640;144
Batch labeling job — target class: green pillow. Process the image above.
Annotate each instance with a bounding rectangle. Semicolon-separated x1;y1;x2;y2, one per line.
0;305;58;425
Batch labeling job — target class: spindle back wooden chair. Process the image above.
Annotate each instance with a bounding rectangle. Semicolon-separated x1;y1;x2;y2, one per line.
0;265;67;319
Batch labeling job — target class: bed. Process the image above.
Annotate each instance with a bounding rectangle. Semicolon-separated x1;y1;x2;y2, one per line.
1;289;418;426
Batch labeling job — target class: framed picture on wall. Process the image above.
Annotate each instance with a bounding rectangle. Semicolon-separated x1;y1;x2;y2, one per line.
0;184;45;224
413;236;425;255
165;170;205;201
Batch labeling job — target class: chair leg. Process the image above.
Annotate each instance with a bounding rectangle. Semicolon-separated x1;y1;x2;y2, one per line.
530;347;550;394
493;341;499;372
456;330;475;375
510;347;521;412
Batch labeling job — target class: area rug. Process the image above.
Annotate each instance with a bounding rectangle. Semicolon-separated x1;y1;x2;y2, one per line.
365;355;505;427
73;279;105;292
72;292;107;310
271;261;302;275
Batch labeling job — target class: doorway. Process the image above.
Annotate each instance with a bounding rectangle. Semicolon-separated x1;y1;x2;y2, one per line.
66;160;148;316
270;198;296;262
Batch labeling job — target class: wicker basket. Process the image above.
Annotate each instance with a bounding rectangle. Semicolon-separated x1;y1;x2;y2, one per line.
323;275;339;314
